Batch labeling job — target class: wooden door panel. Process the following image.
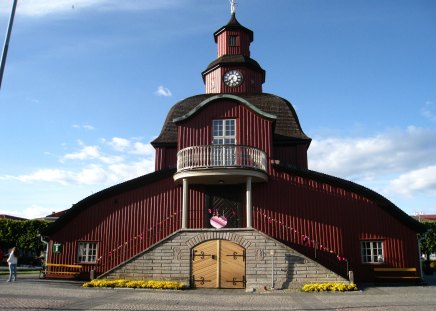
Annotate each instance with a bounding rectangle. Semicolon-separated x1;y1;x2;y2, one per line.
191;240;245;289
220;240;245;288
192;240;218;288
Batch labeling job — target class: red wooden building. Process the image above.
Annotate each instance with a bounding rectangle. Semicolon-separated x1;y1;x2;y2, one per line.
44;11;425;289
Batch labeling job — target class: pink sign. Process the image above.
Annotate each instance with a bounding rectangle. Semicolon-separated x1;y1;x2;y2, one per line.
210;215;227;228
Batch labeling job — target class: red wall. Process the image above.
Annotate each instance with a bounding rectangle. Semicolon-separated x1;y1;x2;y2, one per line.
216;30;251;57
155;146;177;171
177;99;273;158
273;144;309;169
48;178;210;276
48;176;182;275
252;168;421;281
48;167;420;281
204;67;263;94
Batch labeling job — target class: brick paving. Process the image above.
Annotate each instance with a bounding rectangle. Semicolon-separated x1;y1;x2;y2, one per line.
0;273;435;310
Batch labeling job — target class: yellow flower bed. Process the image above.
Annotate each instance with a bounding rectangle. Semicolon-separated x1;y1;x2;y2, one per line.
82;279;186;290
302;282;357;292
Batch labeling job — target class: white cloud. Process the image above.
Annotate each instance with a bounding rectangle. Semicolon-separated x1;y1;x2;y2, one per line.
76;164;109;184
154;85;172;97
23;205;55;219
3;159;154;186
132;142;155;156
104;138;155;156
83;125;95;130
0;0;182;17
107;137;131;151
421;101;436;121
64;145;101;160
0;205;54;219
73;124;95;131
108;159;155;182
98;155;124;165
308;126;436;197
388;166;436;197
13;169;74;185
0;136;156;187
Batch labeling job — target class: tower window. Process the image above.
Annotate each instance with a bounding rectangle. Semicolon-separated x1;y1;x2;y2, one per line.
229;35;238;47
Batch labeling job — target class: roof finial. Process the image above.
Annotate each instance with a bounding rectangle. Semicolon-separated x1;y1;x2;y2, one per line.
230;0;236;15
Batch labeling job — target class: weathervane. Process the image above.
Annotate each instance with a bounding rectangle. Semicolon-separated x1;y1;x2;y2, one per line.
230;0;236;14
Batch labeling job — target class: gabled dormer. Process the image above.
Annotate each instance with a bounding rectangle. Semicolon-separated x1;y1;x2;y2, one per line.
202;13;265;94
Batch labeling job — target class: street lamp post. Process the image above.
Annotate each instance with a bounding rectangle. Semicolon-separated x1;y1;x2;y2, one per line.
270;249;275;289
0;0;18;90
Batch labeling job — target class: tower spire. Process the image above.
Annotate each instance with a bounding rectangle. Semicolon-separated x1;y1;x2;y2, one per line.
230;0;236;15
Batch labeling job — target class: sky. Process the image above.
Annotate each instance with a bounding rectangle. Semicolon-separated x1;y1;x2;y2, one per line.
0;0;435;219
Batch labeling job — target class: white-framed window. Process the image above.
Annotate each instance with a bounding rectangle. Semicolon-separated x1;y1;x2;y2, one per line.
78;242;98;263
361;240;384;263
212;119;236;166
212;119;236;145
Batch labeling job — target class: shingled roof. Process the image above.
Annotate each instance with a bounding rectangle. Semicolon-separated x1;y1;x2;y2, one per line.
214;13;253;42
201;55;266;82
151;93;311;146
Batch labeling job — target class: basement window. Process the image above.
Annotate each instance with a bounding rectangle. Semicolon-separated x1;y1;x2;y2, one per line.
78;242;98;263
361;241;384;263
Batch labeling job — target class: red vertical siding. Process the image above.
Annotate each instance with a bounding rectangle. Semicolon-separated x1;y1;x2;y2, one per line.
205;68;222;94
177;99;273;160
205;67;263;94
48;155;420;282
188;186;206;229
252;168;421;281
216;30;250;58
155;146;177;171
48;176;182;276
273;144;308;169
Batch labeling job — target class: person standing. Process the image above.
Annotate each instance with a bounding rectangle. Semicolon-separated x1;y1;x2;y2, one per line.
7;247;17;282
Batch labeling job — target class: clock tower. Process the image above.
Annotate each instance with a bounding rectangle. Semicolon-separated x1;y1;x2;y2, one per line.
202;12;266;94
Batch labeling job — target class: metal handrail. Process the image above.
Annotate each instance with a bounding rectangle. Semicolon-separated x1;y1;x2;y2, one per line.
177;145;267;172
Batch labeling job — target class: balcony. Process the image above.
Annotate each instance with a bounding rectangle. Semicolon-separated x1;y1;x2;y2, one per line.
174;145;268;184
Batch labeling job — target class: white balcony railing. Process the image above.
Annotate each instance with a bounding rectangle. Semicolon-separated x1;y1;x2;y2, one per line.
176;145;267;172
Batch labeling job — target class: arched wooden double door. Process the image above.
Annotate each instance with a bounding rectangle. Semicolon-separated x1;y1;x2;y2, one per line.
191;240;246;289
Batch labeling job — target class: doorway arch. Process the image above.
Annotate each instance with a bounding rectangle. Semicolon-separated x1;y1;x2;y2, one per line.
191;239;246;288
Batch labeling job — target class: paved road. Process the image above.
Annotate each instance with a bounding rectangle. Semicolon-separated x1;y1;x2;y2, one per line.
1;274;436;311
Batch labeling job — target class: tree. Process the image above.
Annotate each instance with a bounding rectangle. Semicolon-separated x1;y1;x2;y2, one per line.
0;219;50;253
419;222;436;274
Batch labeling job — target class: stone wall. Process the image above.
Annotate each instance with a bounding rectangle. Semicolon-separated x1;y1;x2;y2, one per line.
100;228;347;289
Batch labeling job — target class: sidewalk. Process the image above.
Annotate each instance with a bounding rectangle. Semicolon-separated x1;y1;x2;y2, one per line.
1;272;436;311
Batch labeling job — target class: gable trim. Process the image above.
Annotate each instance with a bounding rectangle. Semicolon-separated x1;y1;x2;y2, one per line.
173;94;277;123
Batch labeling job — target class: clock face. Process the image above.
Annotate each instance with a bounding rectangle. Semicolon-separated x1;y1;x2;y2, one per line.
223;70;243;87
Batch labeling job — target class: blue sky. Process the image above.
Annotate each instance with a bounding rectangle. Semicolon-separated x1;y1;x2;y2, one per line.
0;0;435;219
